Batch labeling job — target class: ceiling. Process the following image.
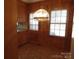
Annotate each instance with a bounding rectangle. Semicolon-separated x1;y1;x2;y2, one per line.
21;0;44;3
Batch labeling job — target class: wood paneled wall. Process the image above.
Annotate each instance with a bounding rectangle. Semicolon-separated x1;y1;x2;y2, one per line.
4;0;18;59
17;0;73;52
17;0;28;22
17;0;29;46
4;0;74;59
27;0;74;52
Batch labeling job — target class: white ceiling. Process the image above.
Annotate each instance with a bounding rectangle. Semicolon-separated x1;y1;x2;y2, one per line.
21;0;44;3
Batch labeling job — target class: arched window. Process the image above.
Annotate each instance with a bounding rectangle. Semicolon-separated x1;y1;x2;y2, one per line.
29;9;49;31
33;9;49;21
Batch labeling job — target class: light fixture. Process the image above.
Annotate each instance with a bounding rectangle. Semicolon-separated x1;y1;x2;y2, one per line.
33;9;49;21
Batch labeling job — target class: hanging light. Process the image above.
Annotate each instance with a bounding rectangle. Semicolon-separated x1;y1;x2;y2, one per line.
33;9;49;21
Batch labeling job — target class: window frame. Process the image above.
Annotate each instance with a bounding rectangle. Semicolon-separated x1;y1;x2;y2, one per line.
49;9;67;37
29;13;39;31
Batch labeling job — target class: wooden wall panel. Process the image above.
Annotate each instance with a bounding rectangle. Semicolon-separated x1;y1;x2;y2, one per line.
17;0;29;46
65;0;74;51
27;0;74;52
18;31;29;46
4;0;18;59
17;0;27;22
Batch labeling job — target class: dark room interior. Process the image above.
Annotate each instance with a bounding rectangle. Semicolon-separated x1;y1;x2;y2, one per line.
5;0;74;59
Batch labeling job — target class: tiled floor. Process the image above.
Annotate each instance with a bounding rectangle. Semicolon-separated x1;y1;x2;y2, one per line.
18;43;71;59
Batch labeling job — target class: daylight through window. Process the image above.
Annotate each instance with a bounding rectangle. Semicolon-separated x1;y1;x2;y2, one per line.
29;13;39;31
49;10;67;37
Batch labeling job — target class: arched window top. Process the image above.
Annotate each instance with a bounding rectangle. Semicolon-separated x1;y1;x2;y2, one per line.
33;9;49;20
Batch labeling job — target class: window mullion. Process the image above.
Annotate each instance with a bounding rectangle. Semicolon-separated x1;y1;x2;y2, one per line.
50;10;67;37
